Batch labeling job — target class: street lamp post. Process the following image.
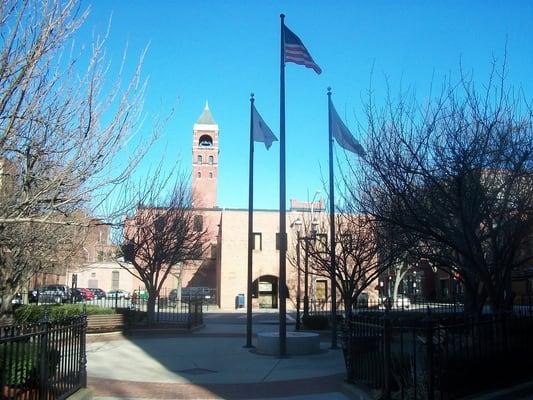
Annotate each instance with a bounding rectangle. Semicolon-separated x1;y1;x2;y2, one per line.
310;190;320;305
291;218;302;330
303;237;310;318
291;218;303;330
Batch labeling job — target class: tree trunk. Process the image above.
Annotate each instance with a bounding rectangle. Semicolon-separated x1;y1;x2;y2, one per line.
0;291;15;322
344;294;353;320
146;294;157;326
392;270;402;306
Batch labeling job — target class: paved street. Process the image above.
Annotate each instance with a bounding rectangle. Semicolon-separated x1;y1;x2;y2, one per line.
87;310;366;400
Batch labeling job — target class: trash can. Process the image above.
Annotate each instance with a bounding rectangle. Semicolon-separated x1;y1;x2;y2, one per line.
236;293;245;309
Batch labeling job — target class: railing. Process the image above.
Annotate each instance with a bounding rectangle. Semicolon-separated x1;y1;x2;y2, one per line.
11;289;206;329
309;296;533;318
0;316;87;400
342;309;533;399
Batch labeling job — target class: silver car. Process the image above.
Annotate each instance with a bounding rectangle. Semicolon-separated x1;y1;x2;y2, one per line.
107;289;130;299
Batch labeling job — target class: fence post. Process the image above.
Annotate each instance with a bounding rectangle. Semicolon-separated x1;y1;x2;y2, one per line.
425;307;435;400
39;311;50;400
79;314;88;388
383;306;392;400
198;299;204;325
157;295;160;323
187;299;192;329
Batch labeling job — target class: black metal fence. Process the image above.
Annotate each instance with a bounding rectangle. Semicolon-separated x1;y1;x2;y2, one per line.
342;308;533;399
0;316;86;400
13;287;215;309
10;288;206;329
309;295;533;318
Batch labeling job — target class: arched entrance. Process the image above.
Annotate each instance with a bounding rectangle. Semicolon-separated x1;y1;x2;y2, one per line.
253;275;278;309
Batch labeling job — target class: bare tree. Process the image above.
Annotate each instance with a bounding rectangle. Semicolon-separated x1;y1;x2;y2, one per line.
116;177;208;324
0;0;157;314
348;63;533;315
0;217;86;315
301;214;396;318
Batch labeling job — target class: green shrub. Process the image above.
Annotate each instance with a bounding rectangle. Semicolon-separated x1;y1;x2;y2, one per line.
0;342;60;386
302;315;329;330
14;304;115;324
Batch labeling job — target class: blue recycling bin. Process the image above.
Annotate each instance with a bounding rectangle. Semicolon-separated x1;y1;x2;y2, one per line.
236;293;245;309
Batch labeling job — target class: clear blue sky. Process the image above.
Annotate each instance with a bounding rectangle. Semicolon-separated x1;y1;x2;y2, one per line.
79;1;533;210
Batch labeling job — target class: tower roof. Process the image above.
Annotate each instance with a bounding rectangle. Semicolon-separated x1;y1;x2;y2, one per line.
196;101;217;125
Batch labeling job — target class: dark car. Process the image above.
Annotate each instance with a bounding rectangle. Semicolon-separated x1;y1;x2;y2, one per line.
39;284;71;303
28;289;39;303
88;288;106;299
72;288;88;302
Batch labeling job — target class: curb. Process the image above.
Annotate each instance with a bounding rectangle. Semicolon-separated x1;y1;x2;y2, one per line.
341;381;375;400
66;388;94;400
464;380;533;400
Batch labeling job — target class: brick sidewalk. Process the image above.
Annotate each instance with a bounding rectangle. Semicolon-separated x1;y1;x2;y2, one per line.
89;374;357;399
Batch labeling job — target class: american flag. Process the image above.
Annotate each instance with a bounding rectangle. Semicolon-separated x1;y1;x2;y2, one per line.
283;25;322;74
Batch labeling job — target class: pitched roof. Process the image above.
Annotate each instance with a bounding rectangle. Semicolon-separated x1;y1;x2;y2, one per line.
196;101;217;125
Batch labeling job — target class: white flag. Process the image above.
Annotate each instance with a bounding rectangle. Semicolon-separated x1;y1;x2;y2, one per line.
330;102;365;157
252;105;278;150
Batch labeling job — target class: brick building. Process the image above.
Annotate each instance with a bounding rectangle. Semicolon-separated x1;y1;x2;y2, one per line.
63;103;379;309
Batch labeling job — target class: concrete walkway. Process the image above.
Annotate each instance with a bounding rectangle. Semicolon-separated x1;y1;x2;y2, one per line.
86;311;368;399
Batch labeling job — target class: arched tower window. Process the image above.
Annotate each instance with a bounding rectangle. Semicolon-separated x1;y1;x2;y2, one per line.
197;171;201;178
197;155;203;164
199;135;213;147
208;155;214;165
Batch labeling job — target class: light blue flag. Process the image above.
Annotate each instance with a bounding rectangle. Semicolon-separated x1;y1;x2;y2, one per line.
330;102;365;157
252;105;278;150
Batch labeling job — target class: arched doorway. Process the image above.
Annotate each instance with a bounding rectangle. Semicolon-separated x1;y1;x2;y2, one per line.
253;275;278;309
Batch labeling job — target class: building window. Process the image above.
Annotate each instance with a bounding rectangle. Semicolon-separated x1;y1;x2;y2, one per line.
340;233;352;252
111;271;119;290
209;172;213;179
193;215;203;232
197;155;203;164
316;233;328;251
209;155;214;164
91;272;96;278
253;232;262;251
197;171;201;178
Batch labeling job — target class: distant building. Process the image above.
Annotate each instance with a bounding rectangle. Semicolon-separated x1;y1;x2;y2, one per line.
63;103;380;308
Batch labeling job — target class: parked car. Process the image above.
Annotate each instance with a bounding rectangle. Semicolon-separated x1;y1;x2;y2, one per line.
71;288;85;302
81;288;94;300
181;287;213;301
28;289;39;303
39;284;71;303
88;288;106;299
107;289;130;299
71;288;94;302
395;294;411;309
0;293;22;306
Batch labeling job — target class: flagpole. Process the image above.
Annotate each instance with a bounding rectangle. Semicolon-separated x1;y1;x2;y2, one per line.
327;87;338;349
245;93;255;348
279;13;287;357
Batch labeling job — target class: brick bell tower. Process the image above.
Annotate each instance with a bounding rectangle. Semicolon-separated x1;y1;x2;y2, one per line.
192;101;219;208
